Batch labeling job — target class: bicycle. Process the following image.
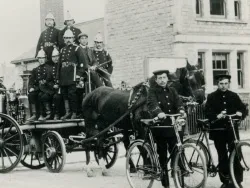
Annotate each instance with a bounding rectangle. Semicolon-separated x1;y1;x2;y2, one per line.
126;113;207;188
184;114;250;188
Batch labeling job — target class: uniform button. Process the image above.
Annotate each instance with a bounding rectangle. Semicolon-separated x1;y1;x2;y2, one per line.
168;103;170;105
224;102;226;104
169;110;171;112
166;96;168;98
164;89;166;91
223;96;225;98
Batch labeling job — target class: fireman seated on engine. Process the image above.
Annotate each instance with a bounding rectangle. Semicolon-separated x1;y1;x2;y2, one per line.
26;47;55;122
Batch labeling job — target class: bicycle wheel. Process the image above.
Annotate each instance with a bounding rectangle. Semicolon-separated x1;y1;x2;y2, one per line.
184;138;210;165
126;140;156;188
230;141;250;188
173;143;207;188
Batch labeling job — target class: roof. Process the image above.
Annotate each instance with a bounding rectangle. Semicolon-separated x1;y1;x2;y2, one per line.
11;47;36;64
11;17;104;64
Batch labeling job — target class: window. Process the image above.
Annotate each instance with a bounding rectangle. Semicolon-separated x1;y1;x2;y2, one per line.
197;52;205;70
237;53;244;88
234;0;240;19
210;0;225;16
212;53;229;85
196;0;202;16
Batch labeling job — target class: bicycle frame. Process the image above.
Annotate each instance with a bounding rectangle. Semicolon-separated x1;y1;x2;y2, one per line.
193;114;243;174
140;114;186;175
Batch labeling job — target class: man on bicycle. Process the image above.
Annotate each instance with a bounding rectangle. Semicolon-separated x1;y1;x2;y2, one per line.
205;74;246;188
147;69;186;188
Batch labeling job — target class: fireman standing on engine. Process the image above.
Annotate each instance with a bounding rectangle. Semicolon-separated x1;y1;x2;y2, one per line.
56;29;88;120
58;10;81;50
27;47;55;122
35;12;60;62
93;32;113;87
50;46;62;120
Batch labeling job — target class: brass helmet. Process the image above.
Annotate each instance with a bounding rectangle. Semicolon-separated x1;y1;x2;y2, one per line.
94;32;103;42
45;12;55;20
37;47;46;58
63;29;74;38
64;10;75;25
52;45;60;56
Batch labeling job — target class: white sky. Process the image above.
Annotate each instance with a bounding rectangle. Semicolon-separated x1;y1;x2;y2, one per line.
0;0;104;65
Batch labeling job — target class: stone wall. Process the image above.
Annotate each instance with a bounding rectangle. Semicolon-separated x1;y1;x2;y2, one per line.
105;0;175;86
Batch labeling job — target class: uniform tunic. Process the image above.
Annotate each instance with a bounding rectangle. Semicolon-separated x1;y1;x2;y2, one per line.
147;85;184;137
28;64;54;103
35;27;60;61
58;26;81;50
56;44;88;86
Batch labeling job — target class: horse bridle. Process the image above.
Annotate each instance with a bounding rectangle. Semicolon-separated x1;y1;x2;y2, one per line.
127;82;148;109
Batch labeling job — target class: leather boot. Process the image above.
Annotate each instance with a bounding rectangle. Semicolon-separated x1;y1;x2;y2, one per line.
60;100;72;120
26;104;37;122
71;112;77;119
38;102;45;121
44;103;52;120
54;114;60;120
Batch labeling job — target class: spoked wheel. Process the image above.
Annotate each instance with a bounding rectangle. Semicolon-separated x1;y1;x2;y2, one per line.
173;143;207;188
126;140;156;188
0;113;24;173
94;137;119;169
230;142;250;188
183;138;210;165
20;153;45;169
42;131;66;173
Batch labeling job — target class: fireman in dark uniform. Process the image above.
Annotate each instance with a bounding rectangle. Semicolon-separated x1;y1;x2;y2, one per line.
147;70;186;188
50;46;63;120
56;29;88;120
35;12;60;62
58;10;81;50
0;77;6;91
93;32;113;87
205;74;246;188
27;48;55;122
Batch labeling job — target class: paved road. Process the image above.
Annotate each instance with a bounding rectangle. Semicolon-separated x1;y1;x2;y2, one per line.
1;130;250;188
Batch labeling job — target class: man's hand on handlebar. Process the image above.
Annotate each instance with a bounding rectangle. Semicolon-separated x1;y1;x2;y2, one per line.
179;110;187;119
157;112;166;119
29;88;34;92
90;65;97;71
236;111;242;117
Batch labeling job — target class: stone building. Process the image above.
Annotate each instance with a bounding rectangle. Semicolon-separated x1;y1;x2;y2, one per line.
105;0;250;95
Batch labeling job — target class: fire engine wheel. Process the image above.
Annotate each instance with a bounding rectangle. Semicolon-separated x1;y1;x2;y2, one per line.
20;153;45;169
42;131;66;173
0;113;24;173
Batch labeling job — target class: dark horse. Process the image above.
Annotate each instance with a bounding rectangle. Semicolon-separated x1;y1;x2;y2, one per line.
82;82;150;176
82;64;206;176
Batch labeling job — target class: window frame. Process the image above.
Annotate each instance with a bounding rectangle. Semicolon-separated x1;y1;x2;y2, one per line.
237;52;244;88
196;0;202;17
210;0;226;18
234;0;241;19
212;52;229;85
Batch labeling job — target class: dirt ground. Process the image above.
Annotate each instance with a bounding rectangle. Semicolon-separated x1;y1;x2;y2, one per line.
1;130;250;188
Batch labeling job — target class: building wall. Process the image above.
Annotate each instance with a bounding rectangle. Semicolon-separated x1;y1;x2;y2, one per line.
40;0;64;31
105;0;175;85
173;0;250;94
180;0;250;35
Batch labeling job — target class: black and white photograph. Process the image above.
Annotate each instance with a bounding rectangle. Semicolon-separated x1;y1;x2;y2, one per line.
0;0;250;188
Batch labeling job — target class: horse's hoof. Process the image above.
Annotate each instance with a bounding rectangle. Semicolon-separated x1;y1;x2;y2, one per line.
102;169;111;176
87;169;96;177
